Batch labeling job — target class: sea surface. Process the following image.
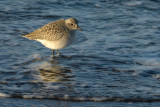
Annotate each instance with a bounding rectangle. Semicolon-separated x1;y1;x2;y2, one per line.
0;0;160;106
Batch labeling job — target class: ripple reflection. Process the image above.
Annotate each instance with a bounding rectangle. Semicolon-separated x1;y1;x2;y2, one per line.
38;59;74;82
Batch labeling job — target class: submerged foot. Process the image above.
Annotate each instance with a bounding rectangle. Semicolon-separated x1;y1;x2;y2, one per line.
52;49;60;58
56;50;60;56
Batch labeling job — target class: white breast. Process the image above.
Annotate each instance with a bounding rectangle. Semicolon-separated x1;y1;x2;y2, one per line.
36;31;76;49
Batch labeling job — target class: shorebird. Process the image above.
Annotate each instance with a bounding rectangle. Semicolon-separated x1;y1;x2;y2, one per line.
23;18;82;57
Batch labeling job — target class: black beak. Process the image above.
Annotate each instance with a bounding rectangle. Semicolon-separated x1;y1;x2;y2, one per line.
77;26;82;31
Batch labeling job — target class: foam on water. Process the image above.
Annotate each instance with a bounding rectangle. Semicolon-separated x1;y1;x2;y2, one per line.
0;93;10;98
135;58;160;66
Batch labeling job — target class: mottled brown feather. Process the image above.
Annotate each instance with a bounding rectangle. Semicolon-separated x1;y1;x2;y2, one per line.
23;19;70;41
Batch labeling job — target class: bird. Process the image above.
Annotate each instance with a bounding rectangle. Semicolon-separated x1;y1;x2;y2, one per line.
22;18;82;57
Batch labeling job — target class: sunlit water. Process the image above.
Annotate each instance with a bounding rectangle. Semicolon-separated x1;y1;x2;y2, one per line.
0;0;160;102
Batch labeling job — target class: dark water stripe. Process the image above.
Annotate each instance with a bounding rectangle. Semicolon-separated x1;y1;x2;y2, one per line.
4;95;160;102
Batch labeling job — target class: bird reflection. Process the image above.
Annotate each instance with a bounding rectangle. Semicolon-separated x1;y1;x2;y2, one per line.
38;59;74;82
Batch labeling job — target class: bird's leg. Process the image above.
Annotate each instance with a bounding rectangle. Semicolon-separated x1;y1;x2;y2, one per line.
52;50;55;57
56;49;60;56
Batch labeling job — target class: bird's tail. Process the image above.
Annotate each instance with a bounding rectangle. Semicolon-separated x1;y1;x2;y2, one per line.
22;33;36;40
22;33;28;37
22;33;31;39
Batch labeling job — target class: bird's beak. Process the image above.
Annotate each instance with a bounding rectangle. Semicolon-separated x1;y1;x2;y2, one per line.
77;26;82;31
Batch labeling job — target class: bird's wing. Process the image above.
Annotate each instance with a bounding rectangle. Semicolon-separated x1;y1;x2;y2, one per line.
23;20;69;41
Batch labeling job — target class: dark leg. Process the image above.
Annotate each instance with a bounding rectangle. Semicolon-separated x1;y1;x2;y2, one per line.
56;49;60;56
52;50;54;57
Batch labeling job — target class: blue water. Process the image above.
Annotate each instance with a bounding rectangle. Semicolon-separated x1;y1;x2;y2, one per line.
0;0;160;105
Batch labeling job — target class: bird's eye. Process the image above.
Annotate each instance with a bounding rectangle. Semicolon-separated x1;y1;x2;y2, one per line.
71;23;74;26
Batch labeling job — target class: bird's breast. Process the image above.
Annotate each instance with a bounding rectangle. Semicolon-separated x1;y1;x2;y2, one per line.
36;31;76;49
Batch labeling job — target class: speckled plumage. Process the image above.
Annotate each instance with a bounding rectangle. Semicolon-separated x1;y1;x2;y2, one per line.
23;18;82;57
23;19;68;41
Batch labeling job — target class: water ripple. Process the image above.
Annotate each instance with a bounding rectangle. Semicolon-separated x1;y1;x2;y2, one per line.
0;0;160;103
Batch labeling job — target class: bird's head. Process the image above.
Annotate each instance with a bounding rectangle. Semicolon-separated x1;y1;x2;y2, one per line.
65;18;82;31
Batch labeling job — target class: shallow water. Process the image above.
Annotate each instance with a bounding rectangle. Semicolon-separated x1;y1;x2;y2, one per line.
0;0;160;104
